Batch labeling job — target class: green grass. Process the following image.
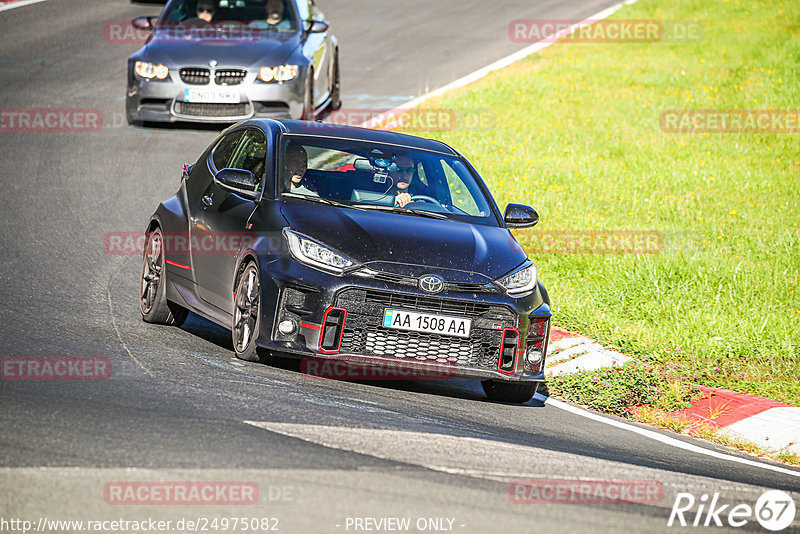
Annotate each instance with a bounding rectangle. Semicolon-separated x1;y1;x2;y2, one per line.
546;359;701;415
399;0;800;404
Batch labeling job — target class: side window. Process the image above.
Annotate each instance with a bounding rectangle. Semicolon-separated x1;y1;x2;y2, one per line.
212;130;244;171
416;161;428;187
228;129;268;188
441;160;481;216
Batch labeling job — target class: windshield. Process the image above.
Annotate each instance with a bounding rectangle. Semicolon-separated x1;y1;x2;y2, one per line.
278;135;499;225
159;0;298;32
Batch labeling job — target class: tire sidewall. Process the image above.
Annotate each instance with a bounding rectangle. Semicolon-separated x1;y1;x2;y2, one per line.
302;67;315;121
140;229;167;320
233;262;262;361
330;49;341;110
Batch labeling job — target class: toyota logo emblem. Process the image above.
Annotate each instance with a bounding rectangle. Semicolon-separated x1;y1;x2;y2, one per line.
419;274;445;294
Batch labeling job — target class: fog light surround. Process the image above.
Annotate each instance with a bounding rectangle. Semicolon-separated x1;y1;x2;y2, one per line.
278;319;296;335
525;348;544;365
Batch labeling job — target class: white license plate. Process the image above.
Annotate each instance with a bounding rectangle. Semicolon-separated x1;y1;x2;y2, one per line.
382;309;471;339
183;88;239;103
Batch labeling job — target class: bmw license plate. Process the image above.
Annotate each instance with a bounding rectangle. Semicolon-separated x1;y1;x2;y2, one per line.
383;309;471;339
183;88;239;103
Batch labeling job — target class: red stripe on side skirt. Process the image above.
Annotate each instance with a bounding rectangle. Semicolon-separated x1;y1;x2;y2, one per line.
165;259;192;271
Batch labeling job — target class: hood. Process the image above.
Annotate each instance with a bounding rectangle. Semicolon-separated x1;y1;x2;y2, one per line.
279;202;527;281
144;30;299;68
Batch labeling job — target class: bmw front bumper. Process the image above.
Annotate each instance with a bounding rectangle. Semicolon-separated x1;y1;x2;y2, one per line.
126;66;304;123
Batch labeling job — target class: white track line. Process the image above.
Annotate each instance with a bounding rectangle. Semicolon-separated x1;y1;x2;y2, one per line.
0;0;47;13
533;393;800;479
360;1;629;128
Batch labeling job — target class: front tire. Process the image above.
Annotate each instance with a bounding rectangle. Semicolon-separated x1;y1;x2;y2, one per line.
233;261;263;362
139;227;188;326
481;380;538;404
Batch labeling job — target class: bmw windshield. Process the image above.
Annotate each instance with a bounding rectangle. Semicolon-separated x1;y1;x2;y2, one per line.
158;0;299;32
278;135;500;226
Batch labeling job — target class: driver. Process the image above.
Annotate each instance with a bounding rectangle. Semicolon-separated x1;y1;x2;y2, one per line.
195;0;215;22
389;156;426;207
284;144;317;196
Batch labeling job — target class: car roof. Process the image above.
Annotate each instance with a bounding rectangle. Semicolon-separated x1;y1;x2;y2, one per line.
248;119;459;156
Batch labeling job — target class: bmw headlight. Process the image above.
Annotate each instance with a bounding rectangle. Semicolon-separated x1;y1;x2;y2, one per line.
135;61;169;80
283;229;356;275
496;261;538;297
259;65;299;83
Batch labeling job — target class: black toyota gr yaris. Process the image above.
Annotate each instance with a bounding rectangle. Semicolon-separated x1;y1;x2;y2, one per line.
140;119;551;403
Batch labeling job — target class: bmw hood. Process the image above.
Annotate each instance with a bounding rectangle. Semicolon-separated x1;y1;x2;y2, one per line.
279;202;528;281
143;30;300;68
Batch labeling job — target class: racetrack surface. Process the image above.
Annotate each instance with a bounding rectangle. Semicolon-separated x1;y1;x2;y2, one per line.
1;1;798;532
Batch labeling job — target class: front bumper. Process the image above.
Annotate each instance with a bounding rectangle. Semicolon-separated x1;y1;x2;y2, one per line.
257;264;551;383
126;68;303;123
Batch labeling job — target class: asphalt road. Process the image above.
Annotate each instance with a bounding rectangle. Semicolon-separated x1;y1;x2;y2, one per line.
0;0;798;532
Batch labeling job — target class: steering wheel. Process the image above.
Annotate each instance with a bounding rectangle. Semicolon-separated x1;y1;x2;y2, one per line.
409;194;444;208
182;17;210;24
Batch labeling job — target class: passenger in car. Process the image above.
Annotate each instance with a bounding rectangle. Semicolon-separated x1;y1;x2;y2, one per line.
250;0;292;30
284;144;317;196
195;0;215;22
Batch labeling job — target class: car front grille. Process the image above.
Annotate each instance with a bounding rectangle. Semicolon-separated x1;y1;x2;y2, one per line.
180;68;210;85
446;281;502;293
173;102;250;118
215;69;247;86
356;269;500;293
335;288;517;370
339;288;513;319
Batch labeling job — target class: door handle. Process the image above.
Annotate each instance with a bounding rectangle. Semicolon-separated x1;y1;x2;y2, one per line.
202;195;213;207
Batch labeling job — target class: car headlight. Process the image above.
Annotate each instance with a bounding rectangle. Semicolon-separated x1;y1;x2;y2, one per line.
283;229;356;275
496;261;538;297
135;61;169;80
259;64;299;83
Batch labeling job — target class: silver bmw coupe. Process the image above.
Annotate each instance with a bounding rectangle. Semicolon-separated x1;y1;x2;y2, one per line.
126;0;340;125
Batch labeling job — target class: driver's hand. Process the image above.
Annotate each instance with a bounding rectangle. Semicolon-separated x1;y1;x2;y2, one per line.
395;192;412;207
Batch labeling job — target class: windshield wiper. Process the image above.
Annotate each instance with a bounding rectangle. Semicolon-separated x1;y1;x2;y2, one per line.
281;193;370;211
353;204;448;220
282;194;447;219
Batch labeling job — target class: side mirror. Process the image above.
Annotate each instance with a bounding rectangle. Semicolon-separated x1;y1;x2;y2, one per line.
215;168;258;198
504;204;539;228
132;16;155;31
306;20;329;34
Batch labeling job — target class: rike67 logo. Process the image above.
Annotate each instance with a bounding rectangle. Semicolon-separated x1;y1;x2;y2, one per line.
668;490;796;531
